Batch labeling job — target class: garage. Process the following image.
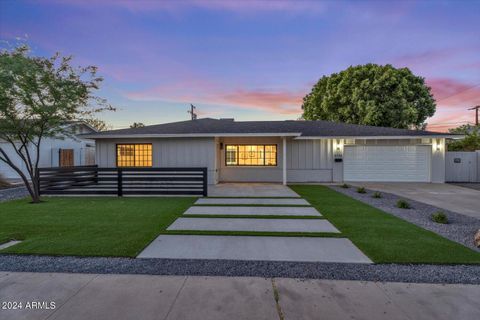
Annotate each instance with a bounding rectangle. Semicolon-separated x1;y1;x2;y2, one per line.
343;145;432;182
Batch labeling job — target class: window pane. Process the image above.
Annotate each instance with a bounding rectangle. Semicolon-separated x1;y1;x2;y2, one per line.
117;144;152;167
226;145;237;165
226;145;275;166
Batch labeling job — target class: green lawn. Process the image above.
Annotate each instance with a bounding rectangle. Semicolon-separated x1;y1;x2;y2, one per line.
0;197;195;257
290;185;480;264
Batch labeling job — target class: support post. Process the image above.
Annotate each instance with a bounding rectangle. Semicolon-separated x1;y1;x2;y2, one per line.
282;137;287;185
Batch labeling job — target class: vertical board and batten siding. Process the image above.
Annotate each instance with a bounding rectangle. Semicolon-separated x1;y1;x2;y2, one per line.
287;139;333;182
218;137;283;182
445;151;479;182
95;138;216;184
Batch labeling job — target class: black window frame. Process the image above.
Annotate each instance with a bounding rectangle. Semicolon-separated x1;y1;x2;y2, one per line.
116;143;153;168
225;144;278;167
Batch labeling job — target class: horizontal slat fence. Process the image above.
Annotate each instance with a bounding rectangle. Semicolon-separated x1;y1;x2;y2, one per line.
38;166;208;196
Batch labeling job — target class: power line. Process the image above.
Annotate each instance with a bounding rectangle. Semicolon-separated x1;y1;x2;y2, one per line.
435;83;480;102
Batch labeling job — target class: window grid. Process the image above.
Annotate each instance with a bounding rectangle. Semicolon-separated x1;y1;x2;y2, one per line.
225;145;277;167
116;144;152;167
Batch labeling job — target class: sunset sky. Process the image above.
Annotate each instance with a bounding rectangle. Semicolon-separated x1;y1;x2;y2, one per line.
1;0;479;131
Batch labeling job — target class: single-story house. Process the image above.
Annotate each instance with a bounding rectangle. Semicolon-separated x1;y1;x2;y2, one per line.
83;118;454;184
0;122;96;179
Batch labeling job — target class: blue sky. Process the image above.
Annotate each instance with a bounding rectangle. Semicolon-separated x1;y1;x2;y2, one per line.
1;0;479;131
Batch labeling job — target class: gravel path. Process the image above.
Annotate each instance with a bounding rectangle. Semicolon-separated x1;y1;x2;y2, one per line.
0;255;479;284
331;185;480;252
0;186;28;202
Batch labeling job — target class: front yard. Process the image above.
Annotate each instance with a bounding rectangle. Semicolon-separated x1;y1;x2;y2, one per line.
1;186;480;264
291;185;480;264
0;197;195;257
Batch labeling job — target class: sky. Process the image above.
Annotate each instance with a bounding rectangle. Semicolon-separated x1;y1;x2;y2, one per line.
0;0;479;132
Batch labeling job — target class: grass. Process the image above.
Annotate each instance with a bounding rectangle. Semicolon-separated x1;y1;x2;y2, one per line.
0;197;195;257
290;185;480;264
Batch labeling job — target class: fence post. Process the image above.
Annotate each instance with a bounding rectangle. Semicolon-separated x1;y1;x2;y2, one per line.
117;168;123;197
36;167;41;196
202;167;208;197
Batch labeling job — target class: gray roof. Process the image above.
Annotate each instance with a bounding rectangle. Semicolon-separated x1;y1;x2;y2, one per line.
85;118;451;138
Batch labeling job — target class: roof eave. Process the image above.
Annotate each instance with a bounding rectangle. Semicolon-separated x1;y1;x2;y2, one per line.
294;135;457;140
82;132;303;139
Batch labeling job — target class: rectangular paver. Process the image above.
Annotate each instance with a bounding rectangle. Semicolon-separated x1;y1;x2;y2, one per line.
137;235;372;263
184;206;321;216
195;198;310;205
168;217;339;233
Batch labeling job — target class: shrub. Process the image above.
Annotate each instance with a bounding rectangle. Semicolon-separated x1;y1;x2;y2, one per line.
431;211;448;224
396;199;411;209
340;183;349;189
357;187;367;194
372;191;382;198
0;173;10;188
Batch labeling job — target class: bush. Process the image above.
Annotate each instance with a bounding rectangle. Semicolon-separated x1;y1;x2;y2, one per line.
0;174;10;188
431;211;448;224
372;191;382;198
340;183;349;188
357;187;367;194
396;199;411;209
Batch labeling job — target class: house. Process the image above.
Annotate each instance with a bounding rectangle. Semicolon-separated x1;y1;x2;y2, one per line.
0;122;97;179
83;118;454;184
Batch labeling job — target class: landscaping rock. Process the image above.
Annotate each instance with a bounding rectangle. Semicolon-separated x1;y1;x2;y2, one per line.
332;185;480;252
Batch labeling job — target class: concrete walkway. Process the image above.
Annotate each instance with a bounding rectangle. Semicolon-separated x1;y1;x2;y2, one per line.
184;206;321;216
209;183;300;197
350;182;480;219
137;235;371;263
195;197;310;205
168;217;340;233
1;272;478;320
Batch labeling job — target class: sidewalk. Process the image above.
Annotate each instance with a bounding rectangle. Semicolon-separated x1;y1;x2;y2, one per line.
0;272;478;320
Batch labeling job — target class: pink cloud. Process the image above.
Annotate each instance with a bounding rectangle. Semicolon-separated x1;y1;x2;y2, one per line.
425;78;480;131
125;82;303;115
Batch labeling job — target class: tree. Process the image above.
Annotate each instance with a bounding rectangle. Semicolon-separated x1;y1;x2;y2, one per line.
447;125;480;151
0;45;114;203
301;64;436;129
130;122;145;128
84;118;112;131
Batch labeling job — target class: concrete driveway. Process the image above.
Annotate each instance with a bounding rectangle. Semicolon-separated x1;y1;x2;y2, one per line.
350;182;480;219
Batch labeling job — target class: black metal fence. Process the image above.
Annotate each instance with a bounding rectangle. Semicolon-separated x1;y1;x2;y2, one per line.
38;166;208;196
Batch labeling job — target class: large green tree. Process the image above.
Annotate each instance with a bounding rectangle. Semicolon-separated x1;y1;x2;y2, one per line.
0;45;114;203
302;64;436;129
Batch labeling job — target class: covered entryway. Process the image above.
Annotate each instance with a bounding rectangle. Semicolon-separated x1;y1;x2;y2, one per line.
344;145;431;182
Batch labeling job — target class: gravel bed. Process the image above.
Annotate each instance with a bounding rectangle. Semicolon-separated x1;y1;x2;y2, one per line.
331;185;480;252
0;186;28;202
0;255;479;284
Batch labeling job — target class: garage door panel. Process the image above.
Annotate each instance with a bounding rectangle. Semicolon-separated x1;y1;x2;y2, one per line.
344;146;431;182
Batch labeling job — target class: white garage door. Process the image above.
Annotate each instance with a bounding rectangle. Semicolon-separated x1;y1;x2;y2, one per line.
344;145;431;182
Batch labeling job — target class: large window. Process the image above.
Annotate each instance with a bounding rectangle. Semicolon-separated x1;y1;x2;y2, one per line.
116;144;152;167
225;145;277;166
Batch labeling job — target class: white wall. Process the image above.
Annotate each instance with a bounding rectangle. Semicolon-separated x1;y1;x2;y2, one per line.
95;138;216;184
218;137;283;182
0;137;95;179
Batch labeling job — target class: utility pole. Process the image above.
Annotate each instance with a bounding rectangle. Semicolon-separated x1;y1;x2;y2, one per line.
188;104;198;120
469;105;480;126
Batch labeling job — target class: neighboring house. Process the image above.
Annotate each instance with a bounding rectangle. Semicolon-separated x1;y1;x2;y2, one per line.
0;122;97;179
83;118;455;184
